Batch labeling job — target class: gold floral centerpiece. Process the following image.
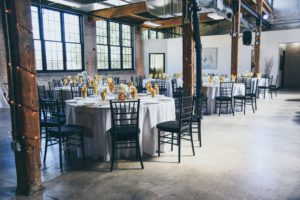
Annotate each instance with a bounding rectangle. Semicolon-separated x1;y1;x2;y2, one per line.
100;88;108;100
81;85;87;98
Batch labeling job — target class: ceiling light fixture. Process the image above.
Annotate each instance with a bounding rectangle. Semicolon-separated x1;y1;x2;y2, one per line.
207;12;224;20
143;21;161;27
48;0;81;8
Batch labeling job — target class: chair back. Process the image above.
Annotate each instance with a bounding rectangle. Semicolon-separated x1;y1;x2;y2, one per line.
119;80;127;84
251;79;258;95
38;85;47;100
156;79;167;95
219;82;234;98
243;78;252;94
178;96;193;131
267;75;273;87
40;99;64;128
71;85;81;98
110;100;140;135
48;89;63;102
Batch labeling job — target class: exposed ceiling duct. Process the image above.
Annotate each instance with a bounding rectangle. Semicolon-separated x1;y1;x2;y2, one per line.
145;0;226;18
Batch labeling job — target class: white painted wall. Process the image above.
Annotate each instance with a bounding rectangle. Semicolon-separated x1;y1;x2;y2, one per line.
143;28;300;86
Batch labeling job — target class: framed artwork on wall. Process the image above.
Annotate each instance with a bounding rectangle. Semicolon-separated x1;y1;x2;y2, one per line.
202;48;218;69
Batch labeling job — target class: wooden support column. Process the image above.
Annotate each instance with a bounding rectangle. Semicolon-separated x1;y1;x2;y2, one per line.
2;0;42;195
182;0;194;96
231;0;241;75
135;27;144;76
254;0;263;74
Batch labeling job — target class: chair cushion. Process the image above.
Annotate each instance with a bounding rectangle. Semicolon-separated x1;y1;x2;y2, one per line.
48;125;83;137
233;95;245;99
157;121;180;132
156;121;190;133
216;96;232;101
41;117;66;127
110;125;140;141
245;93;256;97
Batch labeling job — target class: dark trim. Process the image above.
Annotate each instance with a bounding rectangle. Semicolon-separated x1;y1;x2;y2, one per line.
32;5;84;73
149;53;165;75
96;21;134;71
60;11;67;71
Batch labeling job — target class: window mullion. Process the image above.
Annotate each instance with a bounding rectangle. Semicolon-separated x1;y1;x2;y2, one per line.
107;21;111;70
38;6;47;71
120;23;123;70
61;13;67;71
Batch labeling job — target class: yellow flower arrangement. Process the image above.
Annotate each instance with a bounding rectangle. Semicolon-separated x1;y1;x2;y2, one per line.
81;85;87;98
130;86;138;99
108;83;115;93
231;74;236;82
100;88;108;100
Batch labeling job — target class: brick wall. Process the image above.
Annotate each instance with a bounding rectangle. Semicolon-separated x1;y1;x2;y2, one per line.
0;11;8;94
1;15;141;91
36;16;139;88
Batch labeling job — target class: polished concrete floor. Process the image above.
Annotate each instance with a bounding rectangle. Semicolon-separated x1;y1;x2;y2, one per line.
1;89;300;200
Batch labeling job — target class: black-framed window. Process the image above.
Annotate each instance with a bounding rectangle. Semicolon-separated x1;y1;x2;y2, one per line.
149;53;165;77
31;6;83;72
96;20;134;70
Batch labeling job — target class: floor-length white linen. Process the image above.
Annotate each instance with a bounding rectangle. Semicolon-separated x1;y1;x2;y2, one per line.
65;96;176;161
0;88;9;109
203;83;245;114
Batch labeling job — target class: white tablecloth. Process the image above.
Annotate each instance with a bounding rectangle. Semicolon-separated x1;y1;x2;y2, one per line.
142;78;183;97
65;95;176;161
0;88;9;109
203;83;245;114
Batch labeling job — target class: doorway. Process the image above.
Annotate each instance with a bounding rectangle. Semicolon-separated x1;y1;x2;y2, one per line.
281;43;300;87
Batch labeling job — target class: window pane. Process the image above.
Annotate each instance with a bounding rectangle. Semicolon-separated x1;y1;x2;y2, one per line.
64;13;80;43
149;30;157;39
31;6;40;39
122;47;132;69
97;45;109;69
34;40;43;70
45;41;63;70
96;20;107;45
149;53;164;75
122;24;131;47
66;43;82;70
42;9;61;41
157;31;164;39
110;46;121;69
109;22;120;46
142;30;149;39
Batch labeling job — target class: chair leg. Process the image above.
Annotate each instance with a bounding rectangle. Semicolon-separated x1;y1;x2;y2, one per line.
136;138;144;169
218;102;221;116
255;97;257;110
81;133;85;159
190;130;195;156
171;132;174;151
110;139;115;171
59;137;63;171
226;101;229;114
178;133;181;163
243;99;246;115
43;134;48;164
158;130;161;157
198;120;201;147
231;101;235;116
263;88;266;99
251;98;255;113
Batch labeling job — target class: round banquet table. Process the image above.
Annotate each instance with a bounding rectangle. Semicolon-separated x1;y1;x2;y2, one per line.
65;95;176;161
202;83;245;114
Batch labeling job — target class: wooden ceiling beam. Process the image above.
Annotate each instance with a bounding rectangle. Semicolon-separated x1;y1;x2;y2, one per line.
90;2;147;21
140;14;212;30
128;14;151;21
